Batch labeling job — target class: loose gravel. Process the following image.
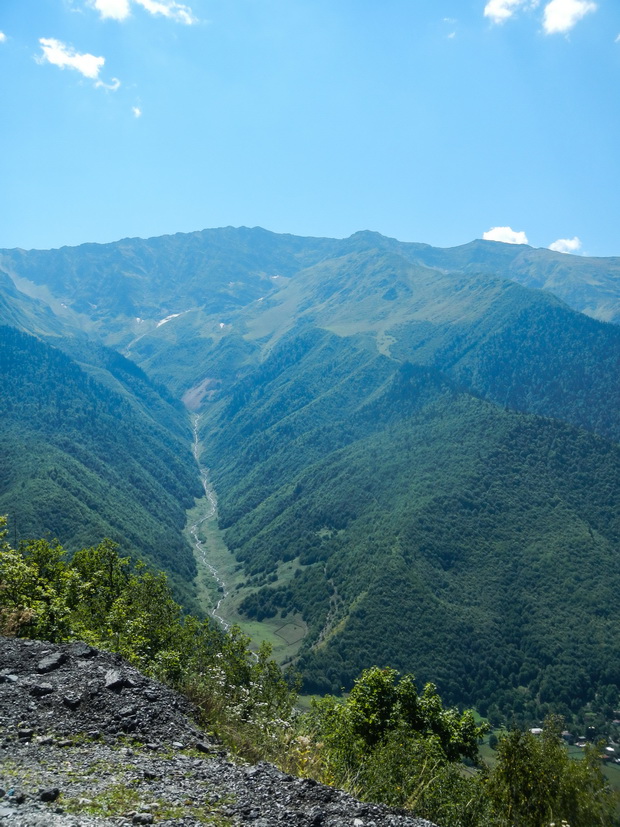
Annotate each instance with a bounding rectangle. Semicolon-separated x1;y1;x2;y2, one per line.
0;637;438;827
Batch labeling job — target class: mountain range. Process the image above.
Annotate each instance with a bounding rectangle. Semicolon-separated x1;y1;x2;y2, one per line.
1;226;619;723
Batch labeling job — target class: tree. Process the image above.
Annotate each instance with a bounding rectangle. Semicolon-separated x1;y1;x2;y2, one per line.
0;522;80;641
305;666;487;809
485;715;618;826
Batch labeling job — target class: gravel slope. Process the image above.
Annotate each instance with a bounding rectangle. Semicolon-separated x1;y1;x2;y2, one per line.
0;637;438;827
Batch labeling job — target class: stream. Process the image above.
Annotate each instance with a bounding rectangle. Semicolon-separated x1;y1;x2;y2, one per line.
190;414;230;630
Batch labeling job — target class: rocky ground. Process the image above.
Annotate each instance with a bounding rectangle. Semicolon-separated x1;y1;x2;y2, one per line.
0;637;438;827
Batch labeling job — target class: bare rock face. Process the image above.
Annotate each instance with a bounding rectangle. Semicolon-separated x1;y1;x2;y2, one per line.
0;638;203;746
0;637;438;827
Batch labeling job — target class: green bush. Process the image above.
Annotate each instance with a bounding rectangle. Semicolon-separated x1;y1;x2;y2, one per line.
0;517;297;761
304;666;487;805
484;716;618;827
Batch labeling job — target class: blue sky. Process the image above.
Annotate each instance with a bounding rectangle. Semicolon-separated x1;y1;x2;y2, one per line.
2;0;620;254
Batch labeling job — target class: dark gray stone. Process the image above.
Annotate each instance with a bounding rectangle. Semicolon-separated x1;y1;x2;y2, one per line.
39;787;60;802
69;642;96;658
104;669;135;691
63;694;81;709
29;683;54;697
132;814;154;825
36;653;68;674
119;705;137;717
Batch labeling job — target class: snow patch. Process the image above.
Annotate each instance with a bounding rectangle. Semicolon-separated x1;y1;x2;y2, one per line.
157;310;189;328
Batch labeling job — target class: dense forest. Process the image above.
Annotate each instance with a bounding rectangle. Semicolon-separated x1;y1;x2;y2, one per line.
198;325;620;723
0;325;201;602
1;226;620;731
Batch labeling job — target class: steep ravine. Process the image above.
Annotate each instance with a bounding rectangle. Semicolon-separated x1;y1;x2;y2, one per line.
189;414;231;630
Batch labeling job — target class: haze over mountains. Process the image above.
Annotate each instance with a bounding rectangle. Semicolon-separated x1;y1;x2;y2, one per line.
1;227;619;723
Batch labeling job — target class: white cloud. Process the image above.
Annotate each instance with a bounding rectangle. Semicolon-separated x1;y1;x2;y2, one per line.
88;0;196;23
484;0;539;24
134;0;196;24
542;0;597;34
90;0;131;20
549;236;582;253
615;33;620;43
0;32;6;43
95;77;121;91
132;105;142;117
38;37;105;79
38;38;120;90
483;226;529;244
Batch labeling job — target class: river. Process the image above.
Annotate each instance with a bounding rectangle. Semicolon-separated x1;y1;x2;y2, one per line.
190;413;230;629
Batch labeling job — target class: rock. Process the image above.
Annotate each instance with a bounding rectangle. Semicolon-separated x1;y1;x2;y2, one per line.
105;669;131;691
0;806;16;818
36;653;68;674
39;787;60;802
119;705;137;717
69;642;96;658
63;694;81;709
29;682;55;697
309;807;326;825
132;814;154;825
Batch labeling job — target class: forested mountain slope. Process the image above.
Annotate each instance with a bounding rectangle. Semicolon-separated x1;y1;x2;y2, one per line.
1;227;620;724
0;326;200;599
200;327;620;720
221;246;620;441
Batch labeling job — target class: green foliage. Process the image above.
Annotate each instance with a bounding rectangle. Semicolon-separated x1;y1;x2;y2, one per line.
484;716;618;827
0;522;297;762
300;676;616;826
304;667;487;804
0;325;200;591
199;327;620;724
4;518;618;826
0;520;82;640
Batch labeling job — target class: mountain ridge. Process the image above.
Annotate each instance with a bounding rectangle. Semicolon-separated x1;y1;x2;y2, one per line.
2;226;620;724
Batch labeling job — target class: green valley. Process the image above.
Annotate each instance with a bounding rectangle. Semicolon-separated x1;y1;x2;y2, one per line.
1;226;620;728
